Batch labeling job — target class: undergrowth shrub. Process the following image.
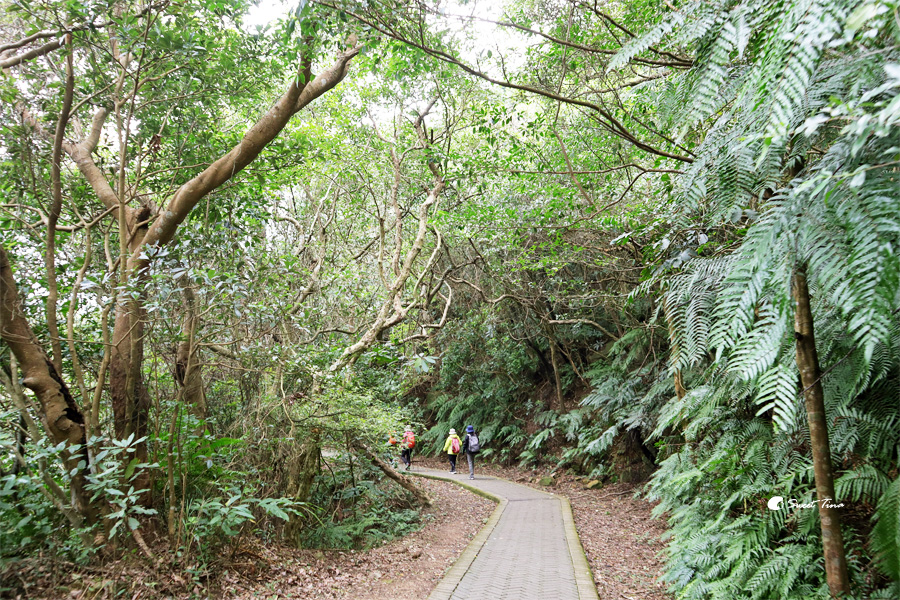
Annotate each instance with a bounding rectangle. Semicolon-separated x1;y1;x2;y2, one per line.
421;308;544;461
299;458;425;550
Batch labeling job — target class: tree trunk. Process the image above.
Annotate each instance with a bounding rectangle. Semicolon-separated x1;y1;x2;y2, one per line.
673;369;687;400
662;296;688;400
548;337;565;408
45;38;74;374
175;285;206;418
109;295;152;484
793;266;851;597
109;204;152;498
282;433;321;540
0;246;97;525
281;430;321;502
354;442;432;507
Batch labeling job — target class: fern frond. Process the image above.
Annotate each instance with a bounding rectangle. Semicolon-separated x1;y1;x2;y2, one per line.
754;362;801;432
608;5;693;71
835;464;891;503
871;476;900;584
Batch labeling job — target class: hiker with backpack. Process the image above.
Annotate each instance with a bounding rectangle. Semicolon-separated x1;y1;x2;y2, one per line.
461;425;480;480
400;426;415;471
442;429;462;474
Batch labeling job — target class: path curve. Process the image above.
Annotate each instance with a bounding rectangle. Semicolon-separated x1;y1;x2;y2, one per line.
412;469;599;600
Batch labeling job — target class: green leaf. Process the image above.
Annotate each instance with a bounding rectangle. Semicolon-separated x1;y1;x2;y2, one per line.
123;457;139;480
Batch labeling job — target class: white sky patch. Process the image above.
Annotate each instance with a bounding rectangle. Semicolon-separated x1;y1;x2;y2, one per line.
243;0;293;32
240;0;531;70
425;0;535;75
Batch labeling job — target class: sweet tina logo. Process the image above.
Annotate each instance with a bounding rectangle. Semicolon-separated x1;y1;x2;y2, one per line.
767;496;845;510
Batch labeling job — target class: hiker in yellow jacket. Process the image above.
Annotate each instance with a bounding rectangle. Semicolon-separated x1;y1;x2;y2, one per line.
442;429;462;474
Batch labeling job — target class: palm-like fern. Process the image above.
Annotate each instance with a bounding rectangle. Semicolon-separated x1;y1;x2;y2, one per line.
614;0;900;596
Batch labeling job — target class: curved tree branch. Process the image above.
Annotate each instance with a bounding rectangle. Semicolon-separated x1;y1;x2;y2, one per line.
316;1;694;163
138;45;361;253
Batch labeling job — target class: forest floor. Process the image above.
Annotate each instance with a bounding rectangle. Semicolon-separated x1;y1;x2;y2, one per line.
3;462;669;599
1;476;492;600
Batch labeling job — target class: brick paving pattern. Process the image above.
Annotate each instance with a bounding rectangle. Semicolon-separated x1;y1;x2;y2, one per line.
418;469;597;600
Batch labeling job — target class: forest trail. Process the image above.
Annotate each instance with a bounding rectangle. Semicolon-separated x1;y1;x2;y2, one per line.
414;469;599;600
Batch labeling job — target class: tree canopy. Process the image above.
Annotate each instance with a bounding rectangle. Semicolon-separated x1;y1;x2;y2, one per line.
1;0;899;597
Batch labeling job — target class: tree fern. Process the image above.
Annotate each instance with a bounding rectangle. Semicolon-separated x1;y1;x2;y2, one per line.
606;0;898;595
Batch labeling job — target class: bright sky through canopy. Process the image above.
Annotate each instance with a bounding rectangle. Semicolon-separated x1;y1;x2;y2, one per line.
244;0;292;30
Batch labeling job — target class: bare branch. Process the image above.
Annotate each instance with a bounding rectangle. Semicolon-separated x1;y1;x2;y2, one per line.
45;36;75;373
316;1;694;163
0;39;63;69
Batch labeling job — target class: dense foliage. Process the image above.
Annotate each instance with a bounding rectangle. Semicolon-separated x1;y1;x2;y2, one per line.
1;0;898;598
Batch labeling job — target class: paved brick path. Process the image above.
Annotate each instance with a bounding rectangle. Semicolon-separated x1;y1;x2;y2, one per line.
415;469;598;600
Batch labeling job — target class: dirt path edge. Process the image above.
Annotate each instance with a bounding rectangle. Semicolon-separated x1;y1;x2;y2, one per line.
407;471;507;600
559;495;601;600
